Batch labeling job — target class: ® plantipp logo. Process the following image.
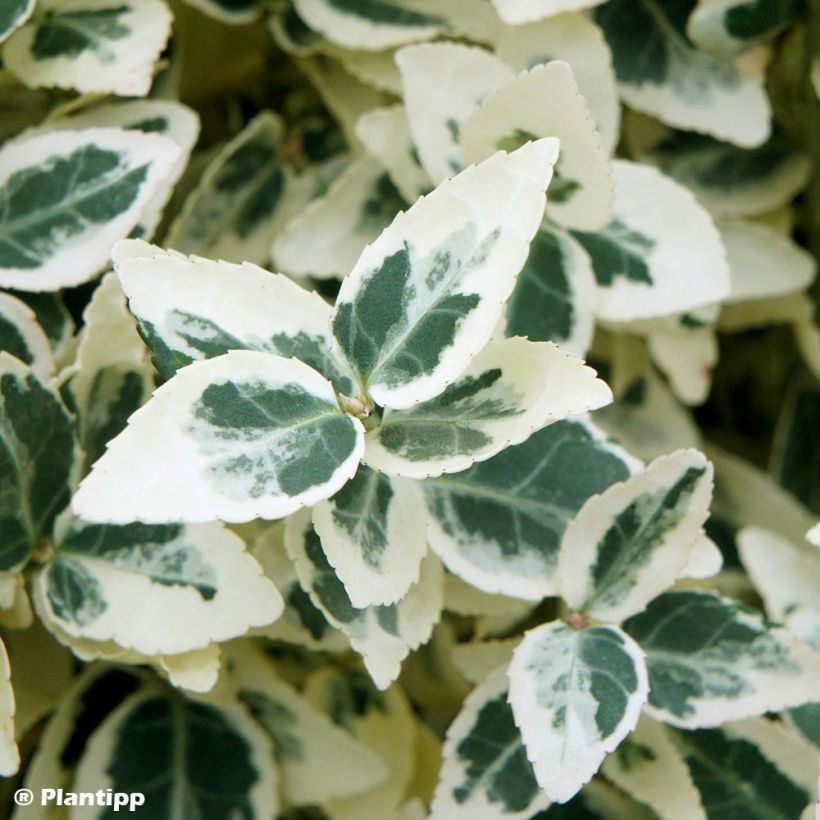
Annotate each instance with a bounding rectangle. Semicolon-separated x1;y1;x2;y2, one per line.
15;788;146;812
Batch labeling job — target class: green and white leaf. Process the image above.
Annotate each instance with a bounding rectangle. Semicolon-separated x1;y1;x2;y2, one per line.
0;353;76;572
593;0;770;147
787;702;820;750
12;291;74;362
233;646;390;803
396;43;513;184
72;350;365;524
332;139;558;410
495;13;620;154
559;449;712;622
0;127;179;291
425;418;639;600
571;160;730;322
679;532;723;579
167;112;289;266
72;690;279;818
3;0;173;96
38;512;283;655
623;589;820;727
432;665;550;820
0;637;17;776
601;715;705;820
491;0;604;24
508;620;649;803
0;0;34;44
647;325;718;405
355;105;432;202
284;510;443;689
364;338;612;478
113;240;356;393
312;465;428;607
504;225;596;358
156;644;222;693
181;0;261;25
272;154;406;280
461;60;613;231
0;291;54;378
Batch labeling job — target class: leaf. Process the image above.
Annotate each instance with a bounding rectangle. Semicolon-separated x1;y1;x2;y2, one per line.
364;338;612;478
593;0;770;147
0;291;54;378
11;291;74;360
491;0;605;24
396;42;514;184
72;690;279;817
0;127;179;291
331;139;558;410
571;160;730;322
647;324;718;406
38;513;283;655
623;590;820;727
425;418;638;600
167;112;289;266
284;510;443;689
312;465;428;607
0;637;17;777
508;620;649;803
787;702;820;749
271;155;407;280
72;350;365;524
181;0;261;25
432;665;549;820
504;225;597;358
0;0;34;44
679;532;723;579
3;0;173;96
461;60;613;231
113;240;356;393
0;354;76;572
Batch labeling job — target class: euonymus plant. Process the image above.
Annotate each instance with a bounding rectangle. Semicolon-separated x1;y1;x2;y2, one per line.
0;0;817;817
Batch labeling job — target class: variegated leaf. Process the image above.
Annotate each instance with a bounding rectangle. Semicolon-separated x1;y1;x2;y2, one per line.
0;0;33;44
12;291;74;361
425;418;638;600
271;154;406;280
332;139;558;410
113;240;356;393
72;350;365;524
0;291;53;378
679;532;723;579
491;0;604;24
508;621;649;803
594;0;770;147
312;465;428;607
559;449;713;622
504;225;596;357
364;338;612;478
0;128;179;291
3;0;173;96
167;112;289;266
38;513;283;655
0;637;17;776
396;42;513;184
623;590;820;727
284;510;443;689
571;160;730;322
181;0;261;25
647;324;718;406
432;665;549;820
341;48;403;95
461;60;613;231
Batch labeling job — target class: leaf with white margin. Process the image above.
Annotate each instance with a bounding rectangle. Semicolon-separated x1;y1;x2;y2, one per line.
396;43;513;184
332;139;558;411
647;325;718;406
0;128;179;291
560;449;712;622
601;715;705;820
787;702;820;749
356;105;432;202
0;292;53;378
622;589;820;727
272;155;406;280
461;61;613;231
157;644;221;693
571;161;730;323
312;465;428;607
0;638;17;776
13;291;74;362
432;665;550;820
72;350;365;524
0;0;34;44
181;0;261;25
496;14;620;155
424;418;639;601
72;690;279;819
364;338;612;479
3;0;172;96
113;240;357;394
167;112;290;266
593;0;770;148
504;225;596;358
491;0;604;24
38;512;283;655
508;620;649;803
233;646;390;804
0;354;76;573
679;532;723;579
284;509;443;689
